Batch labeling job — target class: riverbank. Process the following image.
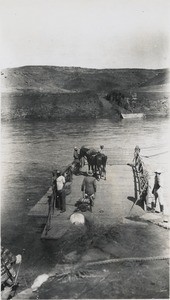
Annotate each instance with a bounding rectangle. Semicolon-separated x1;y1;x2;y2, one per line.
1;66;169;121
1;90;169;121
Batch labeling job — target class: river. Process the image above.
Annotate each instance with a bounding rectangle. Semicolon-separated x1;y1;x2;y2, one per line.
1;117;170;292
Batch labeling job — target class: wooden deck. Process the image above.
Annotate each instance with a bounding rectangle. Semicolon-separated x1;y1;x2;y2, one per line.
28;161;169;240
31;164;148;240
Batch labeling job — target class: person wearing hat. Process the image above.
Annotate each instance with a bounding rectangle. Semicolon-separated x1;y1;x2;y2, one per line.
99;145;104;154
81;170;97;200
98;145;107;179
73;147;79;160
152;169;164;213
73;147;80;174
133;145;141;169
56;171;66;213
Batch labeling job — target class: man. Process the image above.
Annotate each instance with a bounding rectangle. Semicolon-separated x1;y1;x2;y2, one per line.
1;246;22;299
152;169;164;213
81;170;97;198
73;147;79;160
56;171;66;213
52;171;57;209
73;147;80;174
99;145;104;154
133;145;140;166
98;145;107;179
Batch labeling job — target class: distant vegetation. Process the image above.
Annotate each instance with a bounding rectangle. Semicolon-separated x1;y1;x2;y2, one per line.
1;66;169;120
105;90;132;111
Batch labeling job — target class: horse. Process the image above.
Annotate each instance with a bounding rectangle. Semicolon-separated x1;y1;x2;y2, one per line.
79;146;107;178
95;153;107;179
79;146;97;172
79;146;91;158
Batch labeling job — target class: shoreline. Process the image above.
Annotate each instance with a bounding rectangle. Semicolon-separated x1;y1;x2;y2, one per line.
1;78;169;121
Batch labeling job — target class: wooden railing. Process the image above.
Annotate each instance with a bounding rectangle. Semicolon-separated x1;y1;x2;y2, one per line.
128;152;149;212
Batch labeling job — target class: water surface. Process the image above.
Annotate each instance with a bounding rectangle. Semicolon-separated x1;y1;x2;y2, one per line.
1;117;170;290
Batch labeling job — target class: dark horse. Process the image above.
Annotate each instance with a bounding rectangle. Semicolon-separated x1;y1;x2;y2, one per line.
95;153;107;179
79;146;107;179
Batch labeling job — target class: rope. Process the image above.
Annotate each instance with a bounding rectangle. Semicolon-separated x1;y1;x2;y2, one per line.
141;150;169;158
45;197;53;235
87;255;170;267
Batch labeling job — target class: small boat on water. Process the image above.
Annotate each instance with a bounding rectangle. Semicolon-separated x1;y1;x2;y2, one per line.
121;113;145;119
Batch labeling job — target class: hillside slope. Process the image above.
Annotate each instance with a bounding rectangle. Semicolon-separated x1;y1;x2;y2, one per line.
1;66;169;120
1;66;169;93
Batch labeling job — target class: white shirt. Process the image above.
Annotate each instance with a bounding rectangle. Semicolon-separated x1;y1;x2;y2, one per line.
56;175;65;191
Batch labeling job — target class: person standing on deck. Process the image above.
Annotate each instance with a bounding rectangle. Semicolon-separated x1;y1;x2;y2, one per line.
81;170;97;199
56;171;66;213
1;246;22;300
133;145;144;173
52;171;58;209
73;147;79;160
98;145;107;179
152;170;164;213
133;145;140;166
99;145;104;154
73;147;81;173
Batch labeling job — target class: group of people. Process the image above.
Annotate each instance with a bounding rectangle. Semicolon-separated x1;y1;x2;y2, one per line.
75;146;103;207
1;162;98;299
133;145;164;214
72;145;105;174
1;144;166;299
51;145;102;213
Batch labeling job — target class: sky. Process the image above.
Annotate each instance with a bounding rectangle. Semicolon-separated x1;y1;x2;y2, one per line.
0;0;170;69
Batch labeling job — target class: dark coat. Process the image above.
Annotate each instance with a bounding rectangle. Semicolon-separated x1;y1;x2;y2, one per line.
81;176;97;196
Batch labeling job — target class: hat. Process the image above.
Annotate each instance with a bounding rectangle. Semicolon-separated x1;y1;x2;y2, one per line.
155;169;162;174
74;147;78;150
57;170;61;175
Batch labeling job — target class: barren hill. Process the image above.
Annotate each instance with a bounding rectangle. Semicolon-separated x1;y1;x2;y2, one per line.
1;66;169;94
1;66;169;120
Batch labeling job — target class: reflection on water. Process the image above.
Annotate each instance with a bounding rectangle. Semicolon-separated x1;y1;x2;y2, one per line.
1;117;170;289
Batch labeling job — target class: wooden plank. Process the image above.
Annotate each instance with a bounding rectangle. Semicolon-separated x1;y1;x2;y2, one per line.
41;165;142;240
